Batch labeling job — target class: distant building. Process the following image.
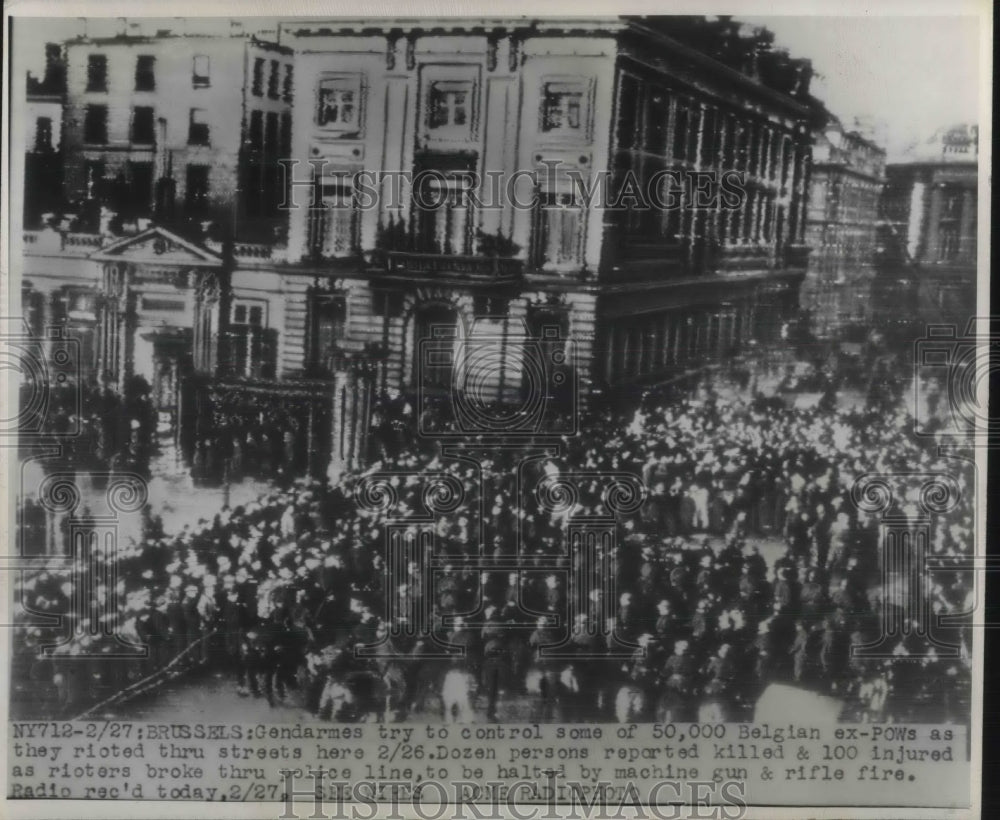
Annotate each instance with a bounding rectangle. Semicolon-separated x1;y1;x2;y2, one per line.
19;15;821;476
875;123;978;333
801;115;886;339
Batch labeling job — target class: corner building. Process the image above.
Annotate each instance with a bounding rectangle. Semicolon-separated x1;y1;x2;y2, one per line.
280;17;816;413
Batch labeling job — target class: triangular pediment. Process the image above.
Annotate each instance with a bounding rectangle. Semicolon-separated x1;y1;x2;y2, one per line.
90;226;222;267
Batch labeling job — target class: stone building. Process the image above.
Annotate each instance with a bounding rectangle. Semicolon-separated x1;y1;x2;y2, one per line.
874;123;978;335
57;17;293;242
23;43;66;227
18;15;820;476
801;114;886;339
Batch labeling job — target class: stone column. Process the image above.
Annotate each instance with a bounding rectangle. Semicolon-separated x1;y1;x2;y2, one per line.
192;270;221;375
328;353;376;480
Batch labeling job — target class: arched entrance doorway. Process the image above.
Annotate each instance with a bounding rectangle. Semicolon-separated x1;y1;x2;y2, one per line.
411;303;461;394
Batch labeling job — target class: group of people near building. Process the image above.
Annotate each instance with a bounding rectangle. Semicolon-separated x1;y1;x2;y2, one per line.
12;377;973;724
24;376;157;480
188;408;311;487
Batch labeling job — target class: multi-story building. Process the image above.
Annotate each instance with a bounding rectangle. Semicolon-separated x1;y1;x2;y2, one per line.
19;15;820;476
23;43;66;227
801;114;885;339
875;123;978;335
58;17;294;240
280;16;817;403
22;18;295;411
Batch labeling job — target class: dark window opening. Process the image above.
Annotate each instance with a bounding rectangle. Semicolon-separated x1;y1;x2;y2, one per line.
185;165;210;216
248;110;263;150
188;108;210;145
280;113;292;155
643;88;669;154
34;117;53;152
131;106;155;144
701;107;718;166
308;294;347;374
265;112;278;151
252;58;265;96
83;105;108;144
267;60;280;99
672;103;689;162
616;75;640;151
134;55;155;91
129;162;154;214
86;54;107;92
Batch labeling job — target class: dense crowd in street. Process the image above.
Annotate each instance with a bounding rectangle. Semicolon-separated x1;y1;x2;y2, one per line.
12;376;974;724
187;405;315;486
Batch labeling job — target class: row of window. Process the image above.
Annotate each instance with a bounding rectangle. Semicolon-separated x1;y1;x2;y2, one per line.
617;166;786;249
601;307;756;382
85;53;211;92
315;74;588;138
618;74;794;183
252;57;293;102
80;159;211;216
81;105;210;146
306;179;584;269
81;102;297;148
244;109;293;220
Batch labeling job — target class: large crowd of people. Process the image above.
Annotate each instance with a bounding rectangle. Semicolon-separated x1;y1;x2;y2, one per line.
12;373;974;724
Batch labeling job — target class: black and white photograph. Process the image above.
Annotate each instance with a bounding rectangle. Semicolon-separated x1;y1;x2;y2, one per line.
2;2;988;815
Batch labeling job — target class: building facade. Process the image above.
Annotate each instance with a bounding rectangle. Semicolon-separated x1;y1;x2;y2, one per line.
874;123;978;335
58;18;293;241
19;16;819;476
801;115;885;339
23;43;67;227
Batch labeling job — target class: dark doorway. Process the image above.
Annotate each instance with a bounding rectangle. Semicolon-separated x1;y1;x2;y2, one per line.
412;303;459;394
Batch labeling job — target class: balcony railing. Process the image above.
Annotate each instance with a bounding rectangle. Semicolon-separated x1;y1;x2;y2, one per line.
66;233;104;248
22;230;104;254
373;251;524;284
233;242;274;260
